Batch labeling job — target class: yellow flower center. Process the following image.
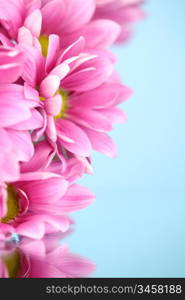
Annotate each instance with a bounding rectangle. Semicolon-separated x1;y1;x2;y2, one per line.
3;250;21;278
39;35;49;57
1;186;20;224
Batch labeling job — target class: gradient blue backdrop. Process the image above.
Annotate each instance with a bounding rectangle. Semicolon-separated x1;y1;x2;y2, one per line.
64;0;185;277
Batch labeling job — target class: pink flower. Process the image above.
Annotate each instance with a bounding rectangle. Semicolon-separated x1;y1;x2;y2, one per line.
0;0;122;50
0;142;95;239
0;0;140;241
0;83;43;182
0;0;94;45
20;34;131;160
0;235;95;278
94;0;145;43
39;0;121;49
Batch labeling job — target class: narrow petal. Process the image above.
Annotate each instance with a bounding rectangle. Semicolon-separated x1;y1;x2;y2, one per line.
16;220;45;239
0;47;24;83
41;0;66;35
56;119;92;157
51;63;70;80
58;184;95;213
68;108;112;132
69;84;119;108
46;115;57;142
20;140;55;173
20;177;69;206
24;9;42;37
60;36;85;62
46;34;60;73
84;128;117;157
40;74;60;98
13;109;43;130
18;26;34;45
84;19;121;49
0;154;19;182
6;129;34;162
60;0;95;33
0;88;32;127
62;55;114;92
45;94;62;116
100;107;128;123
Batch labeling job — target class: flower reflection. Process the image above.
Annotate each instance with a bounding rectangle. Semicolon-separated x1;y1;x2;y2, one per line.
0;234;95;278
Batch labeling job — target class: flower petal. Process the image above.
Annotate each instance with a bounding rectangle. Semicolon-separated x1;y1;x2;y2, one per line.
68;108;112;132
24;9;42;37
84;128;117;157
40;74;60;98
6;129;34;162
62;55;114;92
84;19;121;49
56;119;92;157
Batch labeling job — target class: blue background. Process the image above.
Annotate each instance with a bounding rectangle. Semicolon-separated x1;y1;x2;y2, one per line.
65;0;185;277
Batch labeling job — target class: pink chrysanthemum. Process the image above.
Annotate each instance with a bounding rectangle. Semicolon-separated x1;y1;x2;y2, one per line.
0;0;121;50
19;34;131;162
0;141;95;240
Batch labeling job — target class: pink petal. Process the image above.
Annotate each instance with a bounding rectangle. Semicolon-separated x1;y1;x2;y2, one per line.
19;43;43;87
18;26;34;45
41;0;66;35
16;220;45;239
44;215;72;233
42;0;95;34
19;171;60;181
68;108;112;132
45;94;62;116
0;46;24;83
51;63;70;80
58;184;95;213
20;140;55;173
84;128;117;157
60;0;96;33
23;83;40;107
46;115;57;142
0;0;23;39
62;55;114;92
20;177;68;206
100;107;128;123
24;9;42;37
13;109;43;130
69;84;120;108
56;119;92;157
0;85;32;127
46;34;60;73
6;129;34;162
0;153;19;182
60;36;85;62
61;158;86;183
40;74;60;98
25;0;42;13
53;251;96;278
84;19;121;49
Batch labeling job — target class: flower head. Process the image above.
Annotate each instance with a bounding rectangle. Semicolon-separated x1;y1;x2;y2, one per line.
0;141;95;240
